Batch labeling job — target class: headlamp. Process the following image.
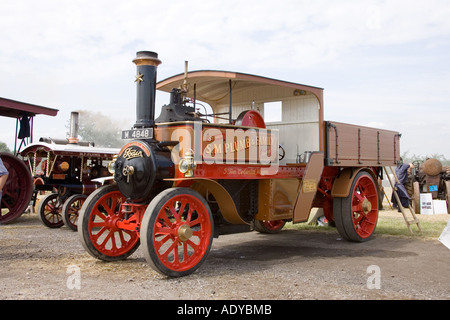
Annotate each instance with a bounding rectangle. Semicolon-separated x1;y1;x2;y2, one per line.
178;151;196;177
108;155;118;174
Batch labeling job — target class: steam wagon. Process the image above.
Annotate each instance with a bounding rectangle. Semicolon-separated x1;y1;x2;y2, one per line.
0;97;58;224
20;112;119;230
78;51;401;277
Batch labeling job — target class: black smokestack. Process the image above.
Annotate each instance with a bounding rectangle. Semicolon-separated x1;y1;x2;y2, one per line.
132;51;161;128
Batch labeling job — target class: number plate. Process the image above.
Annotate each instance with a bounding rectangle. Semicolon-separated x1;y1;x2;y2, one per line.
121;128;153;139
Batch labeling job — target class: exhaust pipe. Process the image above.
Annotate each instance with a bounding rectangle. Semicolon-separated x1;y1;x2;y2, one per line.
133;51;161;128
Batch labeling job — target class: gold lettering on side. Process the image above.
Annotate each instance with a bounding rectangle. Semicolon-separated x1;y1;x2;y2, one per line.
203;134;273;155
123;147;144;160
302;179;317;193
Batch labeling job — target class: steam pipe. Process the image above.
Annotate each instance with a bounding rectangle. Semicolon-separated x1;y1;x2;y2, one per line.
68;111;79;144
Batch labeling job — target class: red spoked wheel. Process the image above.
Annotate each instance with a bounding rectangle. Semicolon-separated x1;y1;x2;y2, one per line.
62;194;87;231
78;185;140;261
0;153;33;224
141;188;214;277
333;171;379;242
253;219;285;233
38;193;64;228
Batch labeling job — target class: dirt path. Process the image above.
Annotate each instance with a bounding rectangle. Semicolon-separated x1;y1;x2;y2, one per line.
1;211;449;301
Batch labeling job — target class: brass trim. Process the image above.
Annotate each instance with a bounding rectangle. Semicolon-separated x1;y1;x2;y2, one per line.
133;58;162;67
178;224;193;242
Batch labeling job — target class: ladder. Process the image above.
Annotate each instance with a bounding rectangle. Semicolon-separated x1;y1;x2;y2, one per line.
384;167;422;234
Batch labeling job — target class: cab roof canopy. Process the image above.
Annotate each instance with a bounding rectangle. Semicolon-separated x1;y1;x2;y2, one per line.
157;70;326;156
1;97;59;154
156;70;323;108
20;141;119;158
0;97;58;118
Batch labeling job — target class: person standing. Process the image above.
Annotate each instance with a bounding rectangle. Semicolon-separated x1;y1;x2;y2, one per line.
392;157;414;211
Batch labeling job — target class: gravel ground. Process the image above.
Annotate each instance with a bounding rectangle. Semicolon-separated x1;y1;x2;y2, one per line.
1;210;449;301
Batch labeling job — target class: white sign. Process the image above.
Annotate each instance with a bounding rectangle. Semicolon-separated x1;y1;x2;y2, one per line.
433;200;448;214
420;193;434;215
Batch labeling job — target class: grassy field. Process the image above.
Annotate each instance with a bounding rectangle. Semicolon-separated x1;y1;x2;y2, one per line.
375;209;448;239
286;186;449;240
286;208;449;240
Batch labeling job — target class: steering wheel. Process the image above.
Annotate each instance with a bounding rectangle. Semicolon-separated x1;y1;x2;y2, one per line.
279;145;285;161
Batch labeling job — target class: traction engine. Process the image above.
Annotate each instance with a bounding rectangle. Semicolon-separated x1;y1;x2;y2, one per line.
78;51;400;277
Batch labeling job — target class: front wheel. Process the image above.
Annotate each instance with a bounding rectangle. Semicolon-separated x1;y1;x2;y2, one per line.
62;194;87;231
333;171;379;242
141;188;214;277
78;185;140;261
38;193;64;228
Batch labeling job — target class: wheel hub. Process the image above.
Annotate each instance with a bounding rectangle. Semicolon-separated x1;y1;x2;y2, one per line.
104;215;120;231
362;198;372;214
177;224;193;242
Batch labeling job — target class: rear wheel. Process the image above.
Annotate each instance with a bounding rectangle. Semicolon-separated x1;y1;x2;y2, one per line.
334;171;379;242
38;193;64;228
0;153;33;224
78;185;140;261
141;188;214;277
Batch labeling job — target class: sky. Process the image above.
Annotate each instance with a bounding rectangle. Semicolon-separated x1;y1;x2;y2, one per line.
1;0;450;159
